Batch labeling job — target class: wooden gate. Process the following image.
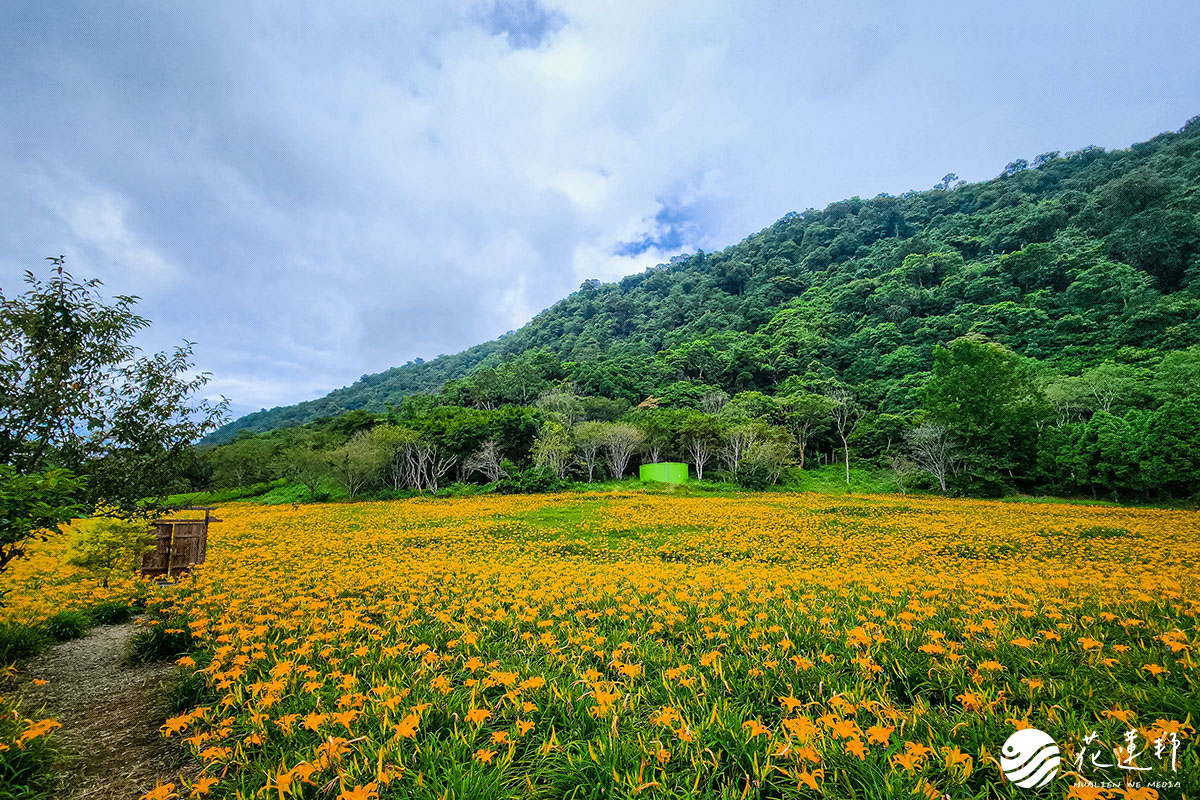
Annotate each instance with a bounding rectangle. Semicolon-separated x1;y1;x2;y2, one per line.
140;507;218;578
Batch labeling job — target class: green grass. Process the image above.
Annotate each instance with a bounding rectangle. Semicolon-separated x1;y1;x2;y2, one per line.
789;463;906;495
173;461;1194;511
39;611;91;643
159;478;288;507
252;482;320;505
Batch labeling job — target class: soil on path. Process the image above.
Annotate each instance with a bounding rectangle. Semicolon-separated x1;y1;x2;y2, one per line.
16;622;190;799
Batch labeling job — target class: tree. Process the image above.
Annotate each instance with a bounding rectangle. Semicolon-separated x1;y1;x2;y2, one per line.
724;391;777;422
779;392;834;471
921;336;1041;486
0;261;227;514
463;440;507;483
679;412;721;481
700;390;729;414
604;424;643;479
904;424;957;492
631;409;682;464
826;386;860;485
887;452;919;496
661;339;721;382
1077;362;1141;413
1152;346;1200;401
1133;399;1200;498
739;438;792;488
536;383;585;429
1002;159;1029;177
1043;376;1089;427
280;444;329;499
367;424;421;491
208;435;276;487
573;422;608;483
66;516;155;588
325;430;385;499
1033;151;1060;169
935;173;958;191
532;422;573;480
0;467;83;593
721;424;760;474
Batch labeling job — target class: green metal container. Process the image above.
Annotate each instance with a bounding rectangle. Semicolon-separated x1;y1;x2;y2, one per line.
639;462;689;483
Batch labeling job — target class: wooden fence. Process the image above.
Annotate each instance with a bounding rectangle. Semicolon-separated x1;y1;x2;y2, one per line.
140;507;218;578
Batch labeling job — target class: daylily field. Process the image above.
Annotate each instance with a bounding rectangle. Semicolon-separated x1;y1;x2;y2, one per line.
4;492;1200;799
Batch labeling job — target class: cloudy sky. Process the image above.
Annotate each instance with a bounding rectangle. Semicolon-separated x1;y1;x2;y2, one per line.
2;1;1199;418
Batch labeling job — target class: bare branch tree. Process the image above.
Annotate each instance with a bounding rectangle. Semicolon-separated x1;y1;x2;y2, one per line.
414;441;457;493
904;423;957;493
888;452;919;496
604;424;643;479
463;440;507;483
826;387;860;485
685;434;713;481
573;421;607;483
721;424;759;474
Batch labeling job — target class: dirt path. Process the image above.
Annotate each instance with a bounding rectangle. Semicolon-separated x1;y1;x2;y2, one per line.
16;622;190;799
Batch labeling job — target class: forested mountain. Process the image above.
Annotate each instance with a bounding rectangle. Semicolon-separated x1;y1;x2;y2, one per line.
213;119;1200;442
199;118;1200;500
208;340;502;441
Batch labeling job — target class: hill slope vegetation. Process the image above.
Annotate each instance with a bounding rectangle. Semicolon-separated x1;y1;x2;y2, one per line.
199;118;1200;500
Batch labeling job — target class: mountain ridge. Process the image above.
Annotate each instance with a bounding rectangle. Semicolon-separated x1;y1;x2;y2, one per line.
206;116;1200;444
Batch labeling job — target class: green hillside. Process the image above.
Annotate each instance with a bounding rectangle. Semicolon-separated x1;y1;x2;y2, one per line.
205;118;1200;495
206;340;502;442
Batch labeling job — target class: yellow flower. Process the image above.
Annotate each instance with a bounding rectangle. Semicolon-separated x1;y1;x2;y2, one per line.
188;777;218;798
866;725;894;745
140;783;177;800
17;719;60;747
337;783;378;800
742;720;770;738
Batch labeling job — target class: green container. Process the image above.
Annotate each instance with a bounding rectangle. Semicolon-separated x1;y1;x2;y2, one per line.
639;462;689;483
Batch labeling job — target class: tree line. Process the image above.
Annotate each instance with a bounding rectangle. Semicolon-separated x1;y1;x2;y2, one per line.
193;333;1200;501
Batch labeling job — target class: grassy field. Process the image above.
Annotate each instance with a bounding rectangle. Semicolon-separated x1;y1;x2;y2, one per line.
4;491;1199;799
160;464;1191;511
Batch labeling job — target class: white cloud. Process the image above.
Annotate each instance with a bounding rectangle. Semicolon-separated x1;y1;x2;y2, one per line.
2;0;1198;417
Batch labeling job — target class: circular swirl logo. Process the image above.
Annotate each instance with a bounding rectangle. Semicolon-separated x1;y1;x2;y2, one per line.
1000;728;1060;789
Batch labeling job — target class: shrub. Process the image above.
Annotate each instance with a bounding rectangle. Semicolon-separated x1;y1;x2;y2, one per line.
129;624;193;663
66;517;155;588
0;622;49;664
497;465;560;494
41;610;91;643
90;600;135;625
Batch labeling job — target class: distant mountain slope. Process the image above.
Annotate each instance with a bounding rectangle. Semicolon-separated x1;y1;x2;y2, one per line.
208;116;1200;443
206;340;502;443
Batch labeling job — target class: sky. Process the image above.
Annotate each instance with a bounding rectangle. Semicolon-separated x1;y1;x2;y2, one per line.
2;1;1199;419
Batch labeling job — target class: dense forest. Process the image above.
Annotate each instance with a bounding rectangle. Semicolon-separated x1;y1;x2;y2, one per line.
195;118;1200;501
